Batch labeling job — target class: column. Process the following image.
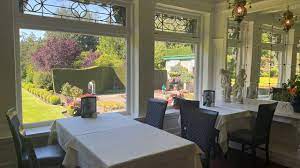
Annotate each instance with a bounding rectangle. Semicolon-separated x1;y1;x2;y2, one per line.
132;0;155;117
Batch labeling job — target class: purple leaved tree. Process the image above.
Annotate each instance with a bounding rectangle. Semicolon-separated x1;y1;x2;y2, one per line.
32;37;81;71
82;51;101;67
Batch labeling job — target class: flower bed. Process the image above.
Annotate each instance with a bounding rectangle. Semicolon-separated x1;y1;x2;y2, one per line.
22;82;61;105
98;101;125;112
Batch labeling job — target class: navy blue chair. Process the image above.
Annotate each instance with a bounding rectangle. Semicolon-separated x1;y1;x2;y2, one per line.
145;98;168;129
228;102;278;165
6;111;65;168
179;99;200;138
186;108;219;168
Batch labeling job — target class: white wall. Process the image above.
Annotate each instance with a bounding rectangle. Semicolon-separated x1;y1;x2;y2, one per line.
0;0;16;139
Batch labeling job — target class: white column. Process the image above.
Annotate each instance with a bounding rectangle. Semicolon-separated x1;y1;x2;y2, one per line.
210;10;228;102
245;22;260;98
283;29;295;82
132;0;155;117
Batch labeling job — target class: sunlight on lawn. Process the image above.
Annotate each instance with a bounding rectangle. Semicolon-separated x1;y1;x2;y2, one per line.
259;77;279;88
22;89;66;124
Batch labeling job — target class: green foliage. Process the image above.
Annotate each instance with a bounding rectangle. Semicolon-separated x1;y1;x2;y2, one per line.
22;82;61;105
49;96;61;105
61;83;72;97
70;86;83;98
154;41;167;70
260;50;279;78
20;32;43;80
95;36;126;67
33;71;53;90
61;82;83;98
226;47;237;81
170;63;193;84
154;41;193;70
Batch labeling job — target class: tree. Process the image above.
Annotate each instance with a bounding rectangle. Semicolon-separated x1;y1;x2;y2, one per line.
20;32;43;79
44;8;99;51
170;63;193;84
154;41;167;70
95;36;126;67
73;51;101;68
32;37;80;71
46;31;99;51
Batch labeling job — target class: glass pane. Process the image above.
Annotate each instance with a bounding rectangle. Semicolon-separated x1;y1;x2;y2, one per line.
155;13;197;34
296;53;300;76
258;50;280;97
227;22;240;40
226;47;238;85
20;29;127;124
20;0;126;26
261;31;282;44
154;41;195;106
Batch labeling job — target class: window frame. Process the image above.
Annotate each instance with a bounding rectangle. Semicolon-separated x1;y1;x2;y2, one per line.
257;25;286;98
13;0;134;128
225;20;241;82
154;5;203;101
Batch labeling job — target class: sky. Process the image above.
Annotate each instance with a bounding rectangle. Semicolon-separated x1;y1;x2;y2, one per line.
20;29;46;39
20;0;118;40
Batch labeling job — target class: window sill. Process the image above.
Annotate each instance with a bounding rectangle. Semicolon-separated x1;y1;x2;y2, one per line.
25;126;51;137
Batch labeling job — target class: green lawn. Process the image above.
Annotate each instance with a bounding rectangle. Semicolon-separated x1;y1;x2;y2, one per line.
22;89;66;124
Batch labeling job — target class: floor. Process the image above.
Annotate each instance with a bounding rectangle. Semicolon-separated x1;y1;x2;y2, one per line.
211;149;287;168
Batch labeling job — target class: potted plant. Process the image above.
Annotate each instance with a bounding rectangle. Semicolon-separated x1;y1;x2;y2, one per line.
283;75;300;113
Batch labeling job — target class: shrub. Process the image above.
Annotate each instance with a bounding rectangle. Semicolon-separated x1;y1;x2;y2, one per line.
33;72;53;90
70;86;83;98
61;82;72;97
49;96;61;105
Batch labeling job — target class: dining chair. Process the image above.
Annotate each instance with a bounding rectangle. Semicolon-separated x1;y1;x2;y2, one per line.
186;108;219;168
6;110;65;168
144;98;168;129
179;99;200;138
228;102;278;165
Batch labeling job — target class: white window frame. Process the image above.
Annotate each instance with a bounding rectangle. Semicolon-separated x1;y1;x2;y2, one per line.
257;24;286;97
154;5;203;100
13;0;134;128
225;20;242;79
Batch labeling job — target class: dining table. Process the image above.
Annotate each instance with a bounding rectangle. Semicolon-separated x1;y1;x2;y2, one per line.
49;112;203;168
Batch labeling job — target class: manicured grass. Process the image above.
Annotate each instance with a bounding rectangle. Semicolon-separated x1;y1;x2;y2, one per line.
259;77;279;88
22;89;66;124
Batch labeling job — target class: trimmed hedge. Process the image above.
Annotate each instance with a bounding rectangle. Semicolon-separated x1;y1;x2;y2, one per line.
22;83;61;105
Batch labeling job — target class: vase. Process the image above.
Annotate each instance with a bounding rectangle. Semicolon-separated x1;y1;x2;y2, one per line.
291;96;300;113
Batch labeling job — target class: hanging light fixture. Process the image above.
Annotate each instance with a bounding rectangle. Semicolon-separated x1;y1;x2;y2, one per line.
280;7;297;32
228;0;251;24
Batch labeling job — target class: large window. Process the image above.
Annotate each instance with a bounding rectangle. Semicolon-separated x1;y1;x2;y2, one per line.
154;10;200;107
154;41;196;105
258;25;284;98
19;29;127;124
226;20;241;85
16;0;130;125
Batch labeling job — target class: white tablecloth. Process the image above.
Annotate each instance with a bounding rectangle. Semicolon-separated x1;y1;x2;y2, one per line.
201;105;253;153
50;113;202;168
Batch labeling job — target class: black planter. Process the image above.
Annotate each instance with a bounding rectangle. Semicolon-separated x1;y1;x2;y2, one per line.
291;96;300;113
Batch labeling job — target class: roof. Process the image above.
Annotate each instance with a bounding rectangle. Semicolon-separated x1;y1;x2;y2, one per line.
162;55;195;61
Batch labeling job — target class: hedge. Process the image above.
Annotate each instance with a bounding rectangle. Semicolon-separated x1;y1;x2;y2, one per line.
22;83;61;105
52;66;167;94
